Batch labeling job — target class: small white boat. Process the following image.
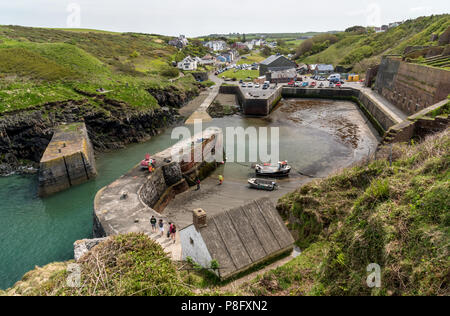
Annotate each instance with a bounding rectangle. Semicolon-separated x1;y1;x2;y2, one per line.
248;178;278;191
255;161;291;177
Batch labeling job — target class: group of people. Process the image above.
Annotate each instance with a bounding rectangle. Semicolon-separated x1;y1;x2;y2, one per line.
150;216;177;243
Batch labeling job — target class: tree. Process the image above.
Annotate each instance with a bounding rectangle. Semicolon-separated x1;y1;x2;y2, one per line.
345;26;367;34
261;46;272;57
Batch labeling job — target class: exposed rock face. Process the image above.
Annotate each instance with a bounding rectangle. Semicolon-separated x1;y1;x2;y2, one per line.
74;238;106;261
0;99;182;175
147;86;198;108
162;162;183;187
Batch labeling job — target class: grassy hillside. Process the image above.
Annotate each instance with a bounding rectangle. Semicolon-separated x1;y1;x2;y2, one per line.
298;14;450;73
0;26;207;112
1;234;192;296
241;129;449;296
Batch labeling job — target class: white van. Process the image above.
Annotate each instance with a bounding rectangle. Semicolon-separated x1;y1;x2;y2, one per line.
327;74;341;81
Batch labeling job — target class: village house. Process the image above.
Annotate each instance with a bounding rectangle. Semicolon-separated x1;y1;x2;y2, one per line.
204;40;227;52
177;56;198;71
316;64;335;75
168;35;189;49
259;54;297;77
179;198;295;279
266;68;298;83
199;54;216;65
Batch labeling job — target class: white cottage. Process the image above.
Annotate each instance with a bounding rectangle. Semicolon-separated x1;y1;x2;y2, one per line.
177;56;198;71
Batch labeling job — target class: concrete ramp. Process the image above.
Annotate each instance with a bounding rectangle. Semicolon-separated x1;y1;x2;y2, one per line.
185;80;221;125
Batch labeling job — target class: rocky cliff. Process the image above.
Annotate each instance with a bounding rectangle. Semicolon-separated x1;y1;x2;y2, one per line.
0;98;185;175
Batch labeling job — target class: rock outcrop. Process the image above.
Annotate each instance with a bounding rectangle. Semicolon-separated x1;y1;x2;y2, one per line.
0;99;182;175
147;86;198;108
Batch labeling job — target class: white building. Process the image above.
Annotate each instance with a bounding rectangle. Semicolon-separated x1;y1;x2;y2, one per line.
180;198;294;279
177;56;198;71
204;40;227;52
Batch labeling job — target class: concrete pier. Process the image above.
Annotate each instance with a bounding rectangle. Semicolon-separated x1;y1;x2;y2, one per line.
93;128;222;260
38;122;96;197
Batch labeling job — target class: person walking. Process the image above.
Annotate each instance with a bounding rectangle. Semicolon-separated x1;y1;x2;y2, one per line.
150;216;157;233
158;219;164;237
218;175;224;185
171;224;177;244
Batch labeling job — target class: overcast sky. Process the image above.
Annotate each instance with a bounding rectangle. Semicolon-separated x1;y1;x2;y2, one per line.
0;0;448;37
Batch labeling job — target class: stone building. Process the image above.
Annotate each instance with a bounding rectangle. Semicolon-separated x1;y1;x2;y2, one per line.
179;198;295;279
259;55;297;77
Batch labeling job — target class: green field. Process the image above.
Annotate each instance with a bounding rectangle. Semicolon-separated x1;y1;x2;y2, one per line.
238;52;266;65
297;14;450;73
0;25;209;112
220;69;259;81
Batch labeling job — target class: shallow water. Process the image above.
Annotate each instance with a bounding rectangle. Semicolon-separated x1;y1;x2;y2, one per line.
0;98;379;289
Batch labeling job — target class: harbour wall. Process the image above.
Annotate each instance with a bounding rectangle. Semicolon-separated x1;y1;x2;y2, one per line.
281;87;397;135
38;122;97;197
219;85;283;116
93;128;222;240
375;56;450;115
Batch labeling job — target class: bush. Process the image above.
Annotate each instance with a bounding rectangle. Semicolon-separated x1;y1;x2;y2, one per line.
161;66;179;78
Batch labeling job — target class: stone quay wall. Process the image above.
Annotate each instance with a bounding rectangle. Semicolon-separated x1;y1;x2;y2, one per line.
219;85;283;116
281;87;397;135
93;128;222;238
38;122;96;197
375;56;450;115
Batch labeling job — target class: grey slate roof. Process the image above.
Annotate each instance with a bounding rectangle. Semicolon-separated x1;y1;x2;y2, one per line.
197;198;294;278
260;55;284;65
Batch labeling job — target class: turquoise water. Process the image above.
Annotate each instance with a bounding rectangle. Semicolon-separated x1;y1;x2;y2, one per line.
0;128;180;290
0;100;378;290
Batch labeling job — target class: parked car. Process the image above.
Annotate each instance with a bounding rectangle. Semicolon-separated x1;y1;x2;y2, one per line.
239;80;243;84
329;82;335;88
336;82;342;88
302;82;309;87
247;83;254;88
310;81;317;88
255;84;260;88
241;83;247;88
294;81;301;87
288;81;295;86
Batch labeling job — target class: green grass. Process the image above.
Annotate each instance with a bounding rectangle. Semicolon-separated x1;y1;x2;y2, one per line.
297;14;450;73
0;26;204;112
238;52;266;65
4;234;193;296
220;69;259;81
247;129;450;296
0;82;83;112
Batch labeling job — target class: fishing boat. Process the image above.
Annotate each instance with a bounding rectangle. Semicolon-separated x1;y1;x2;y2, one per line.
248;178;278;191
255;161;291;177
